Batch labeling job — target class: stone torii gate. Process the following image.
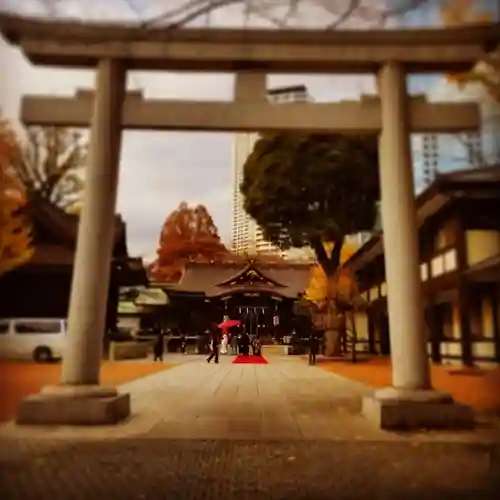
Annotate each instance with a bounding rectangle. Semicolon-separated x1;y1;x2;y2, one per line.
2;14;499;429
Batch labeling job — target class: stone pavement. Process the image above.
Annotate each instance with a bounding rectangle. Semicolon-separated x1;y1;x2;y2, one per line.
1;439;499;500
1;355;500;499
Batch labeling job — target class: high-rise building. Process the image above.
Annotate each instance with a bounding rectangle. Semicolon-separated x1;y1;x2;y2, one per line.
231;85;311;257
388;0;500;194
419;131;484;190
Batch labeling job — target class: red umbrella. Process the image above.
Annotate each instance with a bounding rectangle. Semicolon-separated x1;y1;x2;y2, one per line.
218;319;241;329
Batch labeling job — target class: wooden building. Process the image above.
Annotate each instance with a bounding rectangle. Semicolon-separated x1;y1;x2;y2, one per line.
117;286;169;334
160;260;312;340
0;194;146;329
345;166;500;366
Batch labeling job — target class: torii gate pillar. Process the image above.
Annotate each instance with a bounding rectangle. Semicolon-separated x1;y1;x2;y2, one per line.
17;59;131;425
362;63;474;429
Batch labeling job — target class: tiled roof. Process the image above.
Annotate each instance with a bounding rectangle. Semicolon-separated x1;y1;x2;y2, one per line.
169;261;312;299
27;193;127;265
436;164;500;184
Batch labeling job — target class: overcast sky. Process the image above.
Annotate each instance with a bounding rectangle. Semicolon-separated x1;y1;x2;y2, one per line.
0;1;385;261
0;0;492;261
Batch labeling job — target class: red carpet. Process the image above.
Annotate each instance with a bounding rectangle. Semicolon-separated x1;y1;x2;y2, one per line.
232;355;268;364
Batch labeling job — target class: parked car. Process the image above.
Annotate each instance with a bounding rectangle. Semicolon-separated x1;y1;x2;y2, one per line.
0;318;67;363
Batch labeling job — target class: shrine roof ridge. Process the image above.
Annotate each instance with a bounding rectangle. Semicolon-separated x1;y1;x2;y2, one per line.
182;261;313;269
167;259;313;299
1;13;499;47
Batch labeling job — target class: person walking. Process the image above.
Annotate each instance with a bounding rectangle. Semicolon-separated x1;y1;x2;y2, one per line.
230;330;239;355
180;333;187;354
240;333;250;356
309;332;319;366
206;328;220;364
153;331;165;362
220;330;228;354
253;336;262;356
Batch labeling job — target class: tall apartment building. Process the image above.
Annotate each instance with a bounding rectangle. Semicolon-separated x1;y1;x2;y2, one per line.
419;132;483;190
388;0;498;195
231;84;311;258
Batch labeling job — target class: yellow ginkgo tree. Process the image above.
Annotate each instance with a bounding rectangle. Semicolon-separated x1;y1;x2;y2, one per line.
0;120;34;276
440;0;498;102
305;240;365;358
451;49;500;104
439;0;492;28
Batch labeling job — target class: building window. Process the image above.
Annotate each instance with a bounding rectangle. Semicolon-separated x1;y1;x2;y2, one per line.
14;320;62;334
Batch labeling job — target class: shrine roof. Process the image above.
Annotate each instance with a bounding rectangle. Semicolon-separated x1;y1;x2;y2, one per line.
26;193;129;265
166;261;312;299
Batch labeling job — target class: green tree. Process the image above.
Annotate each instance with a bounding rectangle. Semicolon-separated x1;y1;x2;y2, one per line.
241;133;379;277
241;133;379;357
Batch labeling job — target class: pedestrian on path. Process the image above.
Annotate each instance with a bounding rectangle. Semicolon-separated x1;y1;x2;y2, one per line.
180;333;187;354
239;333;250;356
230;330;238;355
220;331;228;354
309;333;319;366
253;336;262;356
153;332;165;362
207;328;220;364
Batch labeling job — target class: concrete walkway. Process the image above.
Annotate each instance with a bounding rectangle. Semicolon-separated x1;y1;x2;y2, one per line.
1;355;499;443
2;356;500;499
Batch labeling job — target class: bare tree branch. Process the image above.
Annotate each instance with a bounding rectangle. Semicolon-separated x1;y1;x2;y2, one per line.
137;0;436;30
28;0;444;33
326;0;360;29
11;126;88;210
377;0;432;27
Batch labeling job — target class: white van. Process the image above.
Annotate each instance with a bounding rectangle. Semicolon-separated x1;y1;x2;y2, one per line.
0;318;67;362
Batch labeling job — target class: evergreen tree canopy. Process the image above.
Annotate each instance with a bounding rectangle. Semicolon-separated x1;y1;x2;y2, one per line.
241;133;379;275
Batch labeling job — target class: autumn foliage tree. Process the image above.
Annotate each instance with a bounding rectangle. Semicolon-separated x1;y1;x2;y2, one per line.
305;241;365;357
149;202;232;283
441;0;498;102
0;120;34;276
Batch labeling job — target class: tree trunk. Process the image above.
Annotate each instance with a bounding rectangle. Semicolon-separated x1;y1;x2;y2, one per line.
323;311;344;356
310;236;344;278
309;237;346;357
349;312;357;363
324;328;343;356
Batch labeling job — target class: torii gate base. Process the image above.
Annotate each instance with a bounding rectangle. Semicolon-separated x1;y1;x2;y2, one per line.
4;15;495;430
363;388;473;430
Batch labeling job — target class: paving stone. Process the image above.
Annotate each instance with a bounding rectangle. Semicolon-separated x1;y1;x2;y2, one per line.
1;438;499;499
2;357;500;497
3;357;500;444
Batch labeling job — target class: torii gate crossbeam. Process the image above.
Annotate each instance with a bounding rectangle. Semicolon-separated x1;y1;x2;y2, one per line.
4;13;499;430
0;13;499;72
21;91;479;134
